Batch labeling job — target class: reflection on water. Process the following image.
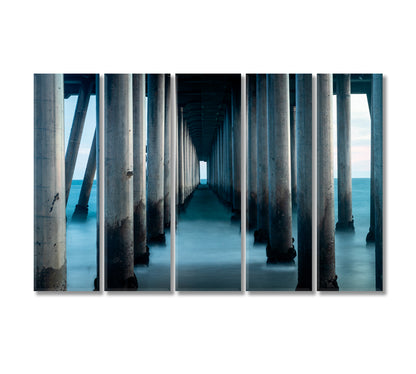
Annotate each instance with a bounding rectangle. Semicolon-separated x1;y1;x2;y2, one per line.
176;187;241;291
66;180;97;291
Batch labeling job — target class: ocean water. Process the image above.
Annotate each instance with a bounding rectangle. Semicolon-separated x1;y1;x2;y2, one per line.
247;178;374;291
176;186;241;291
334;178;375;291
66;180;97;291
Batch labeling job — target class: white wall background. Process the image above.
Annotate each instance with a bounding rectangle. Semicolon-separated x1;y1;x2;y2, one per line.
0;1;414;373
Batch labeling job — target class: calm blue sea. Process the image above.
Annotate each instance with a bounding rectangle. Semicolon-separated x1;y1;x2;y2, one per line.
66;180;97;291
248;178;374;291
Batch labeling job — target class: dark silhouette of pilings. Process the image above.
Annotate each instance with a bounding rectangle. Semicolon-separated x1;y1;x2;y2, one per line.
65;79;93;205
179;108;185;205
266;74;295;263
34;74;67;291
336;74;354;231
133;74;148;265
232;86;241;213
72;131;96;220
164;75;171;227
372;74;383;291
290;104;297;209
247;75;257;229
147;74;165;243
295;74;312;291
104;74;137;290
254;74;269;243
317;74;339;291
366;91;375;242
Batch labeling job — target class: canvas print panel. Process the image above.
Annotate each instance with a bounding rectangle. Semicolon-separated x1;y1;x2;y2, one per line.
175;74;242;291
34;74;99;291
317;74;383;291
246;74;312;291
104;74;171;291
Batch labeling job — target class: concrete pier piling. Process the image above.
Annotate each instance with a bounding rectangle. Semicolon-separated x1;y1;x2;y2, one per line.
164;75;171;227
295;74;312;291
266;74;295;263
179;108;185;206
147;74;166;243
72;131;96;220
336;74;354;231
317;74;339;291
65;79;93;205
133;74;149;265
34;74;67;291
290;104;297;208
372;74;383;291
104;74;137;290
247;75;257;229
232;85;241;213
254;74;269;243
366;91;375;242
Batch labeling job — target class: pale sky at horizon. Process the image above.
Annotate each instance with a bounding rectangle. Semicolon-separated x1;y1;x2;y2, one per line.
64;95;97;180
333;93;371;178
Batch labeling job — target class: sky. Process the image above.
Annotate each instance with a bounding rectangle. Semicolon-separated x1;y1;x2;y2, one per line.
64;95;97;180
333;93;371;178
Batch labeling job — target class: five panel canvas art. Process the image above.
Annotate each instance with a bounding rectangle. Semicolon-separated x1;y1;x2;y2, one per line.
34;73;383;292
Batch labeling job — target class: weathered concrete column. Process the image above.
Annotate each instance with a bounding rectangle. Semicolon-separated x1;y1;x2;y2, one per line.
164;75;171;227
179;108;185;205
290;104;297;208
226;106;234;203
65;79;93;205
34;74;66;291
232;85;241;212
254;74;269;243
133;74;149;265
266;74;295;263
317;74;338;291
94;74;100;291
105;74;137;290
147;74;165;242
366;91;375;242
247;75;257;229
295;74;312;291
72;130;96;220
336;74;354;231
373;74;383;291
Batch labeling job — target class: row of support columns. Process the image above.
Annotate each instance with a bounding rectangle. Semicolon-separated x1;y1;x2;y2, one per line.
247;74;312;288
177;107;200;211
105;73;172;290
317;74;383;291
249;74;296;263
207;84;240;213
